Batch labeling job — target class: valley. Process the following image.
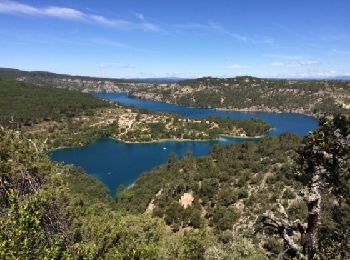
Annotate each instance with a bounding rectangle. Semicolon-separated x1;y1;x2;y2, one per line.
2;68;350;117
1;1;350;258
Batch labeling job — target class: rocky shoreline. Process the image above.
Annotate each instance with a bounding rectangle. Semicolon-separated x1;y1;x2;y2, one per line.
128;94;318;118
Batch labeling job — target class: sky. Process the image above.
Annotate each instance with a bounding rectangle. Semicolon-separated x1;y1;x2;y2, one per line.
0;0;350;79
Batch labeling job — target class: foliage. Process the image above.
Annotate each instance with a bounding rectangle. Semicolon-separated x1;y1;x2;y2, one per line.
117;133;303;233
0;190;68;260
205;238;268;260
298;115;350;259
0;80;271;151
1;114;349;259
258;115;350;259
0;80;110;127
129;76;350;115
1;128;262;259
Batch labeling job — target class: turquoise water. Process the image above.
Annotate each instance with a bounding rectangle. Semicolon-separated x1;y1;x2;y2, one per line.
50;93;319;195
93;93;318;137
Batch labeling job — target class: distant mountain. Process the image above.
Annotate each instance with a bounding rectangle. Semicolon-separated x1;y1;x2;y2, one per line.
329;76;350;81
128;74;350;116
0;67;186;84
279;76;350;81
118;77;187;83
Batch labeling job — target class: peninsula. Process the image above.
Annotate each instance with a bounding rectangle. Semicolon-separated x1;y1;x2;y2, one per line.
0;79;271;150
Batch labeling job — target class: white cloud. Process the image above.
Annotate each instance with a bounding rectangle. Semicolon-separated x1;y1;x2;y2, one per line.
0;0;40;15
207;22;247;41
0;1;84;19
134;12;144;20
44;7;84;20
90;38;131;48
90;15;132;29
270;62;284;67
299;60;320;66
264;54;303;60
99;63;136;70
133;12;162;32
0;0;161;32
99;63;111;69
270;60;320;67
119;64;136;69
228;64;249;69
174;22;247;42
88;38;153;53
273;70;350;79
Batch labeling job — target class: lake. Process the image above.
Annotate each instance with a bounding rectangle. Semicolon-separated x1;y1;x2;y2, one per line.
50;93;319;195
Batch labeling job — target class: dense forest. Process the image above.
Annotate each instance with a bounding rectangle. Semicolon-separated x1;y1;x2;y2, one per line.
0;79;111;127
0;80;271;149
0;115;349;259
129;76;350;115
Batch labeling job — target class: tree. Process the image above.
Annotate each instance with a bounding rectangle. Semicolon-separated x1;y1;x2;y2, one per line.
258;115;350;259
167;152;177;165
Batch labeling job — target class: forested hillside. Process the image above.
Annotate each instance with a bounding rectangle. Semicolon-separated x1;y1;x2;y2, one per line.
0;68;177;93
1;115;349;259
117;134;303;232
2;68;350;117
129;76;350;116
117;115;350;259
0;80;271;149
0;79;111;127
0;77;349;259
0;128;267;259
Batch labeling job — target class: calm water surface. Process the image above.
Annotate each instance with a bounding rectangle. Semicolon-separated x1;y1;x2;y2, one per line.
50;93;319;194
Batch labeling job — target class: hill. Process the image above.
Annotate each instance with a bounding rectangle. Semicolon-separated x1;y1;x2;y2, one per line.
2;68;350;117
0;67;180;92
0;128;269;259
0;80;271;149
116;116;350;259
1;115;349;259
0;79;111;127
129;76;350;116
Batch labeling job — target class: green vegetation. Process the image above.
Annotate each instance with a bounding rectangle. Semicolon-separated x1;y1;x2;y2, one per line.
1;76;349;258
0;128;267;259
0;67;175;93
0;80;110;127
0;80;271;149
2;68;349;117
117;116;350;259
259;115;350;259
129;76;350;115
117;134;303;233
1;115;349;259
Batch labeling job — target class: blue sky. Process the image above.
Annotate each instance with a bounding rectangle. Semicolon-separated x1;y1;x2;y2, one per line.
0;0;350;78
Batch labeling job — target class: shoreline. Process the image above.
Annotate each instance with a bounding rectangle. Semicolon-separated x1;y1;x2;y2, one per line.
125;94;319;118
113;134;266;144
118;134;266;191
214;107;317;118
47;134;267;152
